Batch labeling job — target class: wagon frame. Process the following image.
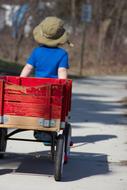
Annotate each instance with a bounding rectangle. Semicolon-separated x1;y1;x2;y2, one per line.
0;76;72;181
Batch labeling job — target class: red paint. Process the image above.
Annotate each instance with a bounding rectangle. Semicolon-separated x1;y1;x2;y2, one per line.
0;80;4;123
0;76;72;126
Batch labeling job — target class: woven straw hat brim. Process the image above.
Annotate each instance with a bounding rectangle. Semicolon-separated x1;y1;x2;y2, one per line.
33;24;68;47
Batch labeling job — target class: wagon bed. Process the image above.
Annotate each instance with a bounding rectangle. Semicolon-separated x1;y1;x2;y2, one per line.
0;76;72;181
0;76;72;131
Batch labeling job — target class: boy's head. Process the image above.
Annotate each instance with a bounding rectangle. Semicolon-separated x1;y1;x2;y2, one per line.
33;16;70;47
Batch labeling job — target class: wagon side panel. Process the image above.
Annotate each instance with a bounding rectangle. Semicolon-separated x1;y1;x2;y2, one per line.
2;81;63;131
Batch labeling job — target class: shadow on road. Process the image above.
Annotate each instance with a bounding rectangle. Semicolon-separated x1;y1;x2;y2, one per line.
0;150;110;182
72;134;117;145
71;92;127;125
63;151;109;182
73;77;127;86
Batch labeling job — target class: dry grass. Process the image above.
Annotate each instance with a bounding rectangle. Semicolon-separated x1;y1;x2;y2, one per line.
119;97;127;103
0;28;127;77
67;30;127;77
119;160;127;166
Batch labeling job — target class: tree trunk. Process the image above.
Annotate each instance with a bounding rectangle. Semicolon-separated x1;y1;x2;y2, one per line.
97;19;111;64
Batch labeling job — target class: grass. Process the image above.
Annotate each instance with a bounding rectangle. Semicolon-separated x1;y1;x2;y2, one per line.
0;59;24;75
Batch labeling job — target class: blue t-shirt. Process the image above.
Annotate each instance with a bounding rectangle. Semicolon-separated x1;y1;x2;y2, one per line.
27;46;69;78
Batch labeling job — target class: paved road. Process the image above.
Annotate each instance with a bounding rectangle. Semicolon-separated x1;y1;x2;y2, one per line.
0;76;127;190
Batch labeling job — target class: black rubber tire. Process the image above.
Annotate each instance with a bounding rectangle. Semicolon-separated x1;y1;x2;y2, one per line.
64;123;72;164
0;128;7;158
54;134;65;181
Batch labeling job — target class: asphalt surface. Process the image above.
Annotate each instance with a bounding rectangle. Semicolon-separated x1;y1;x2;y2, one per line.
0;76;127;190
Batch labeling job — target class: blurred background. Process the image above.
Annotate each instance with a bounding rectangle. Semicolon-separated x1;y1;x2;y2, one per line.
0;0;127;76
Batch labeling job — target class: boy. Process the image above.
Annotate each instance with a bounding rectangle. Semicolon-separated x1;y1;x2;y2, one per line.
20;16;71;79
20;16;72;142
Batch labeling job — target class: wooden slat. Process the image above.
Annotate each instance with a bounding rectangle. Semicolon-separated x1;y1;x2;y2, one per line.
20;77;67;86
5;83;63;96
6;76;20;85
0;124;60;131
4;102;50;118
0;76;6;80
0;115;60;131
4;94;49;104
4;94;63;106
5;83;50;96
4;102;62;118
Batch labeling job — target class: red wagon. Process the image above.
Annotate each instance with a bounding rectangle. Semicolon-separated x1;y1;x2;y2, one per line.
0;76;72;181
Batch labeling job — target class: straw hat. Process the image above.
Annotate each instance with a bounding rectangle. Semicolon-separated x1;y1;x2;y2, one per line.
33;16;70;47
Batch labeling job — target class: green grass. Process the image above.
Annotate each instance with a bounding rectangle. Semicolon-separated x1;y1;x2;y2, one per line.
0;59;24;75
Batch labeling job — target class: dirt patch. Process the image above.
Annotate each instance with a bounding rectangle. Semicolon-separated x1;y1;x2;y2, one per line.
119;160;127;166
118;98;127;117
118;97;127;104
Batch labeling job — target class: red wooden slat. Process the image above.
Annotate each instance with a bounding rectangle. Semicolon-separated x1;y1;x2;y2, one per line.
4;94;48;104
6;76;21;85
68;80;72;112
0;80;4;123
4;94;63;106
5;83;49;96
4;94;62;106
5;83;63;96
51;107;62;118
4;102;50;118
4;102;62;119
20;77;67;86
0;76;6;80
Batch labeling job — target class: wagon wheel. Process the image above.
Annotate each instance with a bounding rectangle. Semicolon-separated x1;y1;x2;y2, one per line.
63;123;72;164
0;128;7;158
54;134;65;181
51;132;57;161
